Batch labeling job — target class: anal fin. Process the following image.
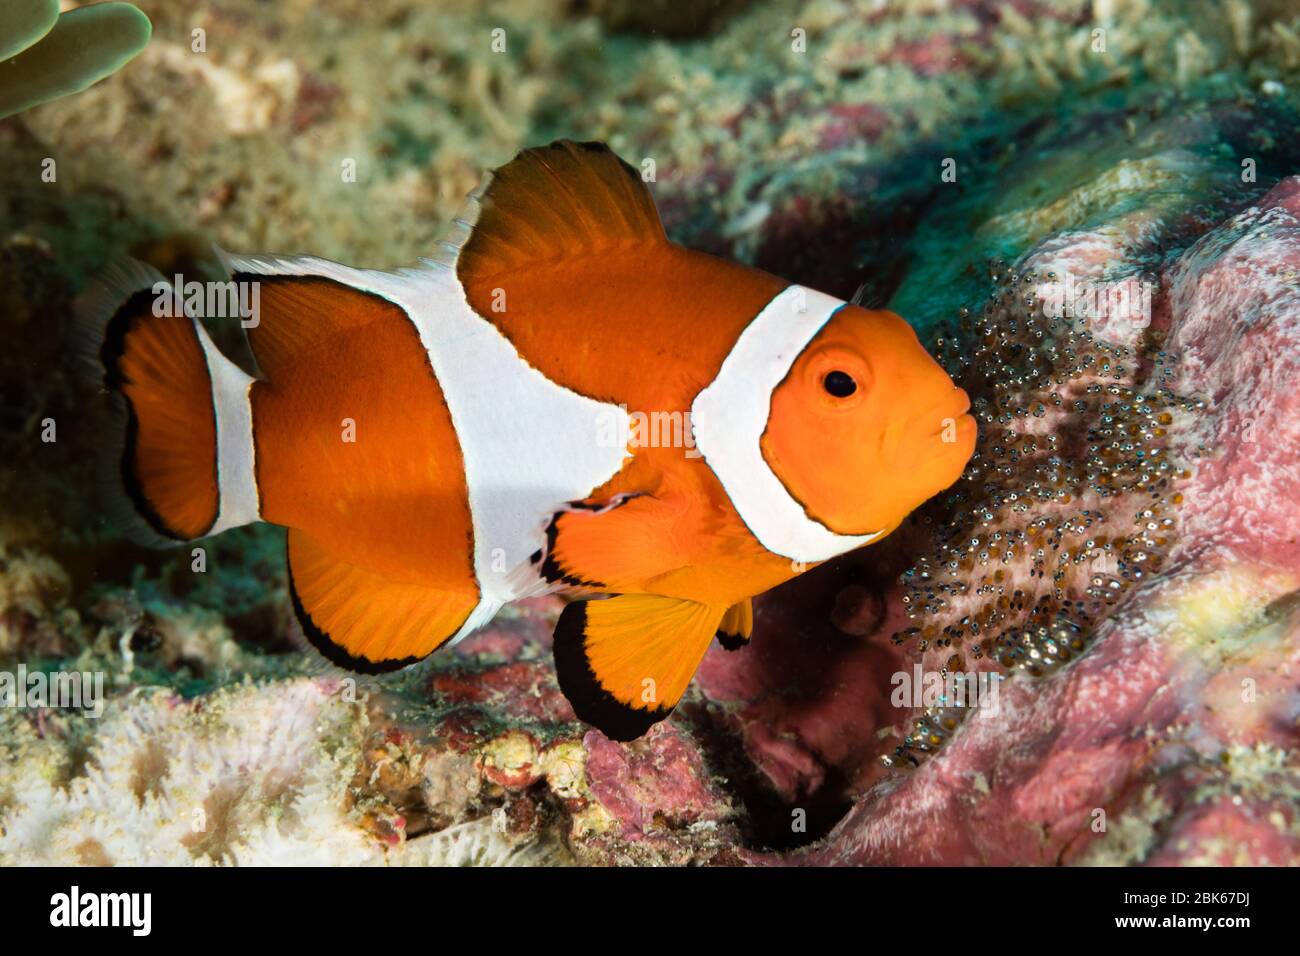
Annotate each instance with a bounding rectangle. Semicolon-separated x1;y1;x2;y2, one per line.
287;529;480;673
553;593;723;741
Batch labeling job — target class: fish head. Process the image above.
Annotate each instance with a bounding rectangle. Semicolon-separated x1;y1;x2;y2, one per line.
761;304;976;538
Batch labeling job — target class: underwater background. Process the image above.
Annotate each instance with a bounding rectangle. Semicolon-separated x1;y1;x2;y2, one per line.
2;0;1300;865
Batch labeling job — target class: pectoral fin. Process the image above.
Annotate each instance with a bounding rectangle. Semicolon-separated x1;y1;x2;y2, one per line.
552;593;723;741
534;492;683;592
716;598;753;651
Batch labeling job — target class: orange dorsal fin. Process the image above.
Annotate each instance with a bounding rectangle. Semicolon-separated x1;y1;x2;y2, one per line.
552;594;723;741
456;140;666;284
287;529;481;673
214;255;411;380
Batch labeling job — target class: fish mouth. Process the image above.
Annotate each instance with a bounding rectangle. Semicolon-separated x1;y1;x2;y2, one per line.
897;392;975;471
881;390;975;466
934;388;972;433
906;416;975;477
918;389;974;443
939;412;977;442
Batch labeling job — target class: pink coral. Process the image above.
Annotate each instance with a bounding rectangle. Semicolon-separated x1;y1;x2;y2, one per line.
788;177;1300;866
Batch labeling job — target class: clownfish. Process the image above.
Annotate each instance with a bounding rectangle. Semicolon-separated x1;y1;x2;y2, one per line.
79;141;975;740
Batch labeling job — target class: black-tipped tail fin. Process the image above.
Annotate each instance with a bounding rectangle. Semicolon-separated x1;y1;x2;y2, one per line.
73;259;220;545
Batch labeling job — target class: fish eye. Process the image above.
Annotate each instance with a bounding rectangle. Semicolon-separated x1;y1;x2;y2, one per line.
822;370;857;398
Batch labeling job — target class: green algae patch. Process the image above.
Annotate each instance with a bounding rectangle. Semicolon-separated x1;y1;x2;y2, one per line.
887;96;1283;337
0;2;151;120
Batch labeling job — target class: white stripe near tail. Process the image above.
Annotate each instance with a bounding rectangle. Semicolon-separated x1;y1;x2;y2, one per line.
192;321;260;534
72;258;261;544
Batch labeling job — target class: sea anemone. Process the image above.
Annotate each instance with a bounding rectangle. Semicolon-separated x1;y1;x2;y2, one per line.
0;0;151;120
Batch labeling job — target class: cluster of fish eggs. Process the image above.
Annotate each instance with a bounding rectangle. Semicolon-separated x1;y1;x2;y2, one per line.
882;261;1204;768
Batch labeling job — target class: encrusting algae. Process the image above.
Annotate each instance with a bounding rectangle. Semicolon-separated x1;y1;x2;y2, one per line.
3;0;1300;867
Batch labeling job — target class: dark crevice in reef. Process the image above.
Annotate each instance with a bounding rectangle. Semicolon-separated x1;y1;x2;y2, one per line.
753;194;919;307
568;0;757;39
686;543;924;850
717;87;1300;781
686;703;853;852
750;140;962;307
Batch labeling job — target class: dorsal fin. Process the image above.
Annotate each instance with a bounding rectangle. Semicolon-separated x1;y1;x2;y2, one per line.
455;140;667;283
213;251;421;379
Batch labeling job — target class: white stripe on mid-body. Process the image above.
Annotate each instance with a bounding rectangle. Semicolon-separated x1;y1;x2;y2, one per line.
193;321;260;536
216;250;632;643
691;284;883;564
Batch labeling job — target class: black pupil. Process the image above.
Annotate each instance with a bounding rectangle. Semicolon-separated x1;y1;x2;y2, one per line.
823;370;857;397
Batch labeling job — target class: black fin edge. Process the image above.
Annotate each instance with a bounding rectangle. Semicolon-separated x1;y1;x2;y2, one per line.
536;494;647;590
538;509;607;590
561;139;646;190
100;289;216;543
521;140;647;193
285;545;421;676
552;600;672;742
715;629;749;652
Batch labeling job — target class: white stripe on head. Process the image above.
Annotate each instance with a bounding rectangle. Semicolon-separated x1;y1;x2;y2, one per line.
691;285;883;563
193;320;260;535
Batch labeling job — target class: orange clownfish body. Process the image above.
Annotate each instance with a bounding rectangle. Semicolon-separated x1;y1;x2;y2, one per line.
82;141;975;740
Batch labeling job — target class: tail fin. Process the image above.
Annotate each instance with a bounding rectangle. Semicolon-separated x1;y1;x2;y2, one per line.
73;259;259;545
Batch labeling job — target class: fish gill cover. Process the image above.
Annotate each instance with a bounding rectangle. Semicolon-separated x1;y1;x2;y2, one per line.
0;0;1298;871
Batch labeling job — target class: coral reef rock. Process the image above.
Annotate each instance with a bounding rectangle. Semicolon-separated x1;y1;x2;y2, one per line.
4;0;1300;866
